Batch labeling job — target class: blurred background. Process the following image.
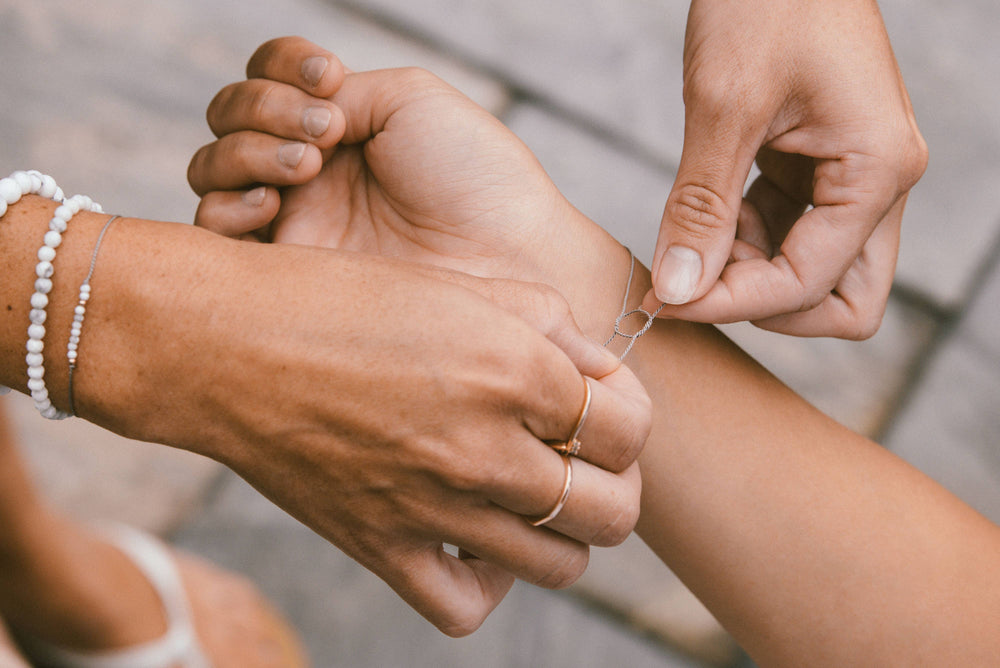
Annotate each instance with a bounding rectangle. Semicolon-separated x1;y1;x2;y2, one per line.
1;0;998;666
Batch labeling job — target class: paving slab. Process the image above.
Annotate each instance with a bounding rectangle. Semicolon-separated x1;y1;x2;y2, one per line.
2;0;508;225
886;252;1000;521
335;0;689;165
506;103;937;437
884;337;1000;523
879;0;1000;308
173;470;706;668
960;251;1000;361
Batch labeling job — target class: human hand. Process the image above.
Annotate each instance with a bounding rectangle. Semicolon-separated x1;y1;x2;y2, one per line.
189;38;596;289
190;38;644;345
646;0;928;339
56;214;648;636
182;43;657;631
188;35;651;459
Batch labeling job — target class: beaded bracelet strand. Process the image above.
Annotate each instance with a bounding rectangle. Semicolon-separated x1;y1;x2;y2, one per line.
0;170;104;418
66;215;120;416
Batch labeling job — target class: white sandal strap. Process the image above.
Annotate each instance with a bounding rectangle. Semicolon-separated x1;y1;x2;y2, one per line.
15;525;212;668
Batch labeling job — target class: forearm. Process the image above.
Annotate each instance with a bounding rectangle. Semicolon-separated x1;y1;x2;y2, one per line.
1;194;245;452
542;209;1000;664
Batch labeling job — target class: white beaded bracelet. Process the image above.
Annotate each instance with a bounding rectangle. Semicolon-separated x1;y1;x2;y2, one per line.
0;170;104;419
67;215;120;417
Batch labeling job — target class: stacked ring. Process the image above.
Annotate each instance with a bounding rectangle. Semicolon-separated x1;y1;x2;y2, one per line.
529;455;573;527
530;377;591;527
553;377;591;457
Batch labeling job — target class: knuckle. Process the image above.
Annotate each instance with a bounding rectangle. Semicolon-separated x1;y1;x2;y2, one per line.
247;37;287;76
396;66;440;89
533;282;574;332
799;287;827;313
682;70;739;112
436;606;488;638
192;194;221;231
245;82;277;125
868;121;929;194
440;455;488;494
843;307;884;341
253;37;283;60
589;495;640;548
615;391;653;471
901;131;930;190
666;183;734;240
186;145;211;195
227;133;266;175
416;432;486;494
603;414;649;474
438;617;483;638
206;83;239;134
389;67;452;106
532;547;589;590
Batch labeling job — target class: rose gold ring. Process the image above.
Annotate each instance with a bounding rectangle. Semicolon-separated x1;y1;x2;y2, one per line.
529;455;573;527
553;377;590;457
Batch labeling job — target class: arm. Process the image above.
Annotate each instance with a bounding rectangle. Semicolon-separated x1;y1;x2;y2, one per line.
189;46;998;662
0;190;650;636
579;255;1000;666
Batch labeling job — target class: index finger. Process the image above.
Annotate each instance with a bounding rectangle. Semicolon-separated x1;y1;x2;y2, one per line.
246;36;346;98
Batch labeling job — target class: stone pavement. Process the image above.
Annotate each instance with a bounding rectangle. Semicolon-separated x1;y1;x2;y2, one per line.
2;0;998;666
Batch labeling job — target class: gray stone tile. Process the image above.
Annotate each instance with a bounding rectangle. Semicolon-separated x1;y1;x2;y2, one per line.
339;0;689;164
5;393;221;534
879;0;1000;307
572;536;739;667
508;102;938;437
960;254;1000;361
1;0;507;224
173;471;707;668
884;337;1000;524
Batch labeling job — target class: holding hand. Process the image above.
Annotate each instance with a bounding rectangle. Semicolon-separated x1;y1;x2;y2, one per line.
187;37;651;634
648;0;928;339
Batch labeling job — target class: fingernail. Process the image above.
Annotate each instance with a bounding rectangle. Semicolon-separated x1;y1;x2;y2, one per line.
302;106;332;137
278;142;306;168
301;56;329;87
242;186;267;207
654;245;702;304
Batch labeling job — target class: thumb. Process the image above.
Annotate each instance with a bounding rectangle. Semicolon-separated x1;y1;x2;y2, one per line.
653;119;757;305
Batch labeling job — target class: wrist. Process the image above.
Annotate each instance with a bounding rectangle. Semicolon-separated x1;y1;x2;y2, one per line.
67;220;243;455
526;203;646;343
0;196;113;402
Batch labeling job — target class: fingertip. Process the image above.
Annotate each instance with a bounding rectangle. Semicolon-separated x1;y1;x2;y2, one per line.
653;244;703;304
402;549;514;637
575;337;622;380
241;185;268;208
278;142;324;179
194;188;280;237
301;52;346;98
248;37;346;97
306;103;347;150
640;288;670;316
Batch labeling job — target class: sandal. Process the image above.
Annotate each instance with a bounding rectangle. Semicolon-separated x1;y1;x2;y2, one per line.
13;525;306;668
